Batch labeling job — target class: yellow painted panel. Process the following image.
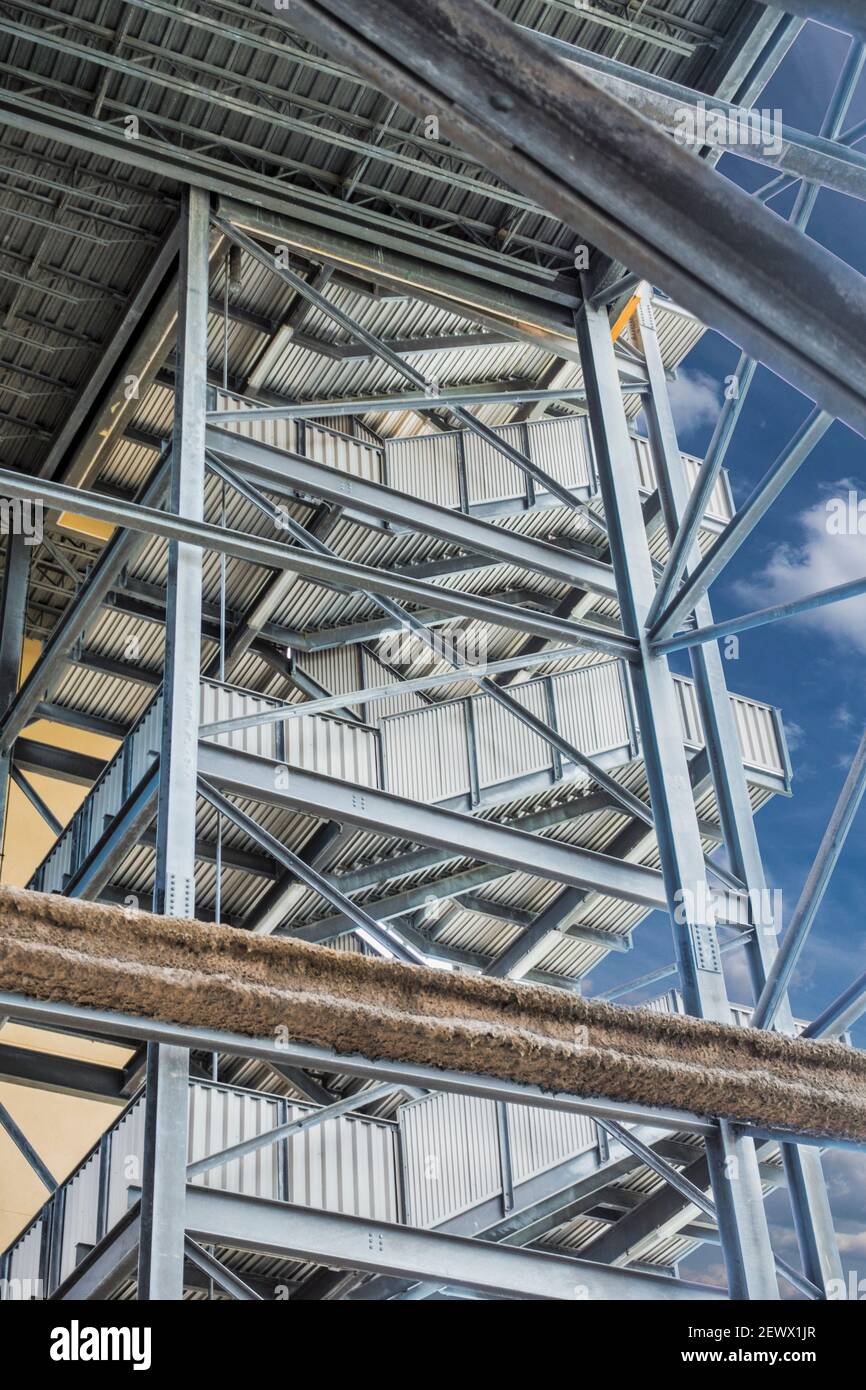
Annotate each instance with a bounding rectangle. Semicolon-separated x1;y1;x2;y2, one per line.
0;639;119;889
0;1084;119;1249
0;640;126;1253
56;511;115;542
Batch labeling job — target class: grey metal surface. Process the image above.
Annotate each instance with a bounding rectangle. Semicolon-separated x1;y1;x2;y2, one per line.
280;0;866;439
577;295;779;1299
0;0;860;1305
184;1185;723;1301
197;740;668;908
138;186;210;1303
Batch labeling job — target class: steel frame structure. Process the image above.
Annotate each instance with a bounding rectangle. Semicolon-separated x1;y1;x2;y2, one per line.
0;0;864;1303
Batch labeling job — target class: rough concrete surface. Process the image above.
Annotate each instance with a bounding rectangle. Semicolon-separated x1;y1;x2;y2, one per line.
0;885;864;1139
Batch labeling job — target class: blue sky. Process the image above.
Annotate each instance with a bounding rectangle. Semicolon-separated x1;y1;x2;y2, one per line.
584;20;866;1292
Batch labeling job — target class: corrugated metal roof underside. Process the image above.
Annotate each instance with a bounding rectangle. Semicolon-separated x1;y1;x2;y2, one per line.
0;0;754;477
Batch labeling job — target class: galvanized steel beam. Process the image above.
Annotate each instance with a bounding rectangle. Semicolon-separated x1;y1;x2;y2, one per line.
248;787;608;938
197;778;424;965
187;1081;401;1181
213;213;608;532
208;383;591;422
642;282;841;1295
804;968;866;1040
0;454;171;756
277;0;866;440
754;729;866;1030
183;1237;262;1302
524;29;866;202
0;467;634;663
0;1041;126;1102
3;988;833;1145
206;426;618;598
655;573;866;654
759;2;866;43
577;295;780;1298
0;1097;57;1192
648;408;833;642
196;741;668;909
138;187;210;1305
0;532;30;866
183;1186;723;1301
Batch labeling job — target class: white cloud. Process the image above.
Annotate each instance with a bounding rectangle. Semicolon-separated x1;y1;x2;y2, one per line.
734;489;866;655
665;369;722;435
783;719;806;752
722;945;754;1004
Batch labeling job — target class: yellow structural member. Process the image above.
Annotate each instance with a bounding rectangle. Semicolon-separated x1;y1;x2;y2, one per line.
611;289;643;344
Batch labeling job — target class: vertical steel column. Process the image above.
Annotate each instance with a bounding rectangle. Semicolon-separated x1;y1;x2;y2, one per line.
636;294;842;1294
137;187;210;1302
576;295;779;1300
0;532;29;876
496;1103;515;1216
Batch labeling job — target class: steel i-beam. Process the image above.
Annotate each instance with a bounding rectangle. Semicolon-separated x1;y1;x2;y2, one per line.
637;293;842;1294
138;187;210;1304
275;0;866;440
576;293;780;1299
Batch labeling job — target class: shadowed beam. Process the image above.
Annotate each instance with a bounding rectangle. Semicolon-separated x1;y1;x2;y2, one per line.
274;0;866;438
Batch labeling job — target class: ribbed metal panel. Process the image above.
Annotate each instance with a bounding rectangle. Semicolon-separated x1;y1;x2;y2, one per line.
199;680;379;784
631;433;657;492
730;695;784;775
213;389;297;455
399;1092;502;1227
361;648;427;719
463;424;524;503
682;451;733;523
474;681;552;787
553;662;631;758
2;1219;43;1299
305;423;382;483
36;694;164;891
200;680;283;761
58;1152;101;1285
643;990;687;1016
126;693;163;788
386;433;460;508
106;1097;146;1233
188;1084;282;1199
285;714;380;788
506;1103;596;1184
38;827;74;894
300;647;363;702
630;434;731;523
31;1080;403;1292
381;662;633;800
382;700;471;801
673;676;704;747
528;415;593;491
284;1105;400;1222
399;1091;597;1227
89;761;124;841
